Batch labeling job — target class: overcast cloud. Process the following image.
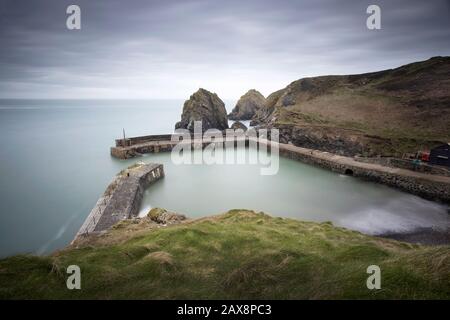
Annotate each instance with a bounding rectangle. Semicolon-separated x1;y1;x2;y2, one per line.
0;0;449;99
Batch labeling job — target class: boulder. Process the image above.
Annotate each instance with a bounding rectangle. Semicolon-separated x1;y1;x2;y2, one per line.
230;121;248;131
228;89;266;120
147;208;186;225
175;88;229;132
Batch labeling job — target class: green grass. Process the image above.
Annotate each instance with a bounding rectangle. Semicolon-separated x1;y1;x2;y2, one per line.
0;210;449;299
266;62;450;156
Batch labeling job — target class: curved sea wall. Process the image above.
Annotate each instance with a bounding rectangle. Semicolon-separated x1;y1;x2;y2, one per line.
110;134;450;203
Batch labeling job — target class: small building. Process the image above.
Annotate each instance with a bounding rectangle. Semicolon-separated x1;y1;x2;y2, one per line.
429;143;450;167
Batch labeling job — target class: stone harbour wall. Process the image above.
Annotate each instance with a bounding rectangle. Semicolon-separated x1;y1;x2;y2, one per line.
275;142;450;203
110;133;450;203
73;163;164;242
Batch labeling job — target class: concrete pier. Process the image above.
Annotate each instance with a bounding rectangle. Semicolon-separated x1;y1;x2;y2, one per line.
74;163;164;241
110;132;248;159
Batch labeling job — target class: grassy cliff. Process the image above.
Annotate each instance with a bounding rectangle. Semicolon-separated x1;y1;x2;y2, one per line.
0;210;449;299
253;56;450;156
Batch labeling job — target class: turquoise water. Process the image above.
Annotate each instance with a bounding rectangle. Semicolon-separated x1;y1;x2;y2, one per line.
139;148;449;235
0;100;448;257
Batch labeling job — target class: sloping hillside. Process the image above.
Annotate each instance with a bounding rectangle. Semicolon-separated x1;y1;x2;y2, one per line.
0;210;449;299
252;56;450;156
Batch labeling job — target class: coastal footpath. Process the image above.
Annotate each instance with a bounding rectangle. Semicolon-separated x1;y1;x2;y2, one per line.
110;134;450;203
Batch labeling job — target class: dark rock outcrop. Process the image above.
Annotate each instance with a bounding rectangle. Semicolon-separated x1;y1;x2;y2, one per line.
277;124;368;156
175;88;229;132
228;89;266;120
230;121;248;131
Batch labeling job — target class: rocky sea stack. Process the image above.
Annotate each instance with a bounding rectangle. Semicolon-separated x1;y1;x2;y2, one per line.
228;89;266;121
230;121;247;131
175;88;229;132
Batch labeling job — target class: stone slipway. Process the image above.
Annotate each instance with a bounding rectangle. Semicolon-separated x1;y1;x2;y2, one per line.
73;163;164;242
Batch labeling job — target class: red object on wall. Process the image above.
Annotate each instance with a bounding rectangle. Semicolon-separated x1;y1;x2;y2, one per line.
420;152;430;162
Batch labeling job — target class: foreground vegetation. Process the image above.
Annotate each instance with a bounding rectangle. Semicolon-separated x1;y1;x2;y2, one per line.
0;210;449;299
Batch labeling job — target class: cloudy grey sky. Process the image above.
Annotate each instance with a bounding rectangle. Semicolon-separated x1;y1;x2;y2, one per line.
0;0;449;99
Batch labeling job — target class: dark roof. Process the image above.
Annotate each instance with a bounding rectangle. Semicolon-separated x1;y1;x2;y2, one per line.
431;144;450;152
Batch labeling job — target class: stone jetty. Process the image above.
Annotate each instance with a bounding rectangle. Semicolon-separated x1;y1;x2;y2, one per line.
74;163;164;241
